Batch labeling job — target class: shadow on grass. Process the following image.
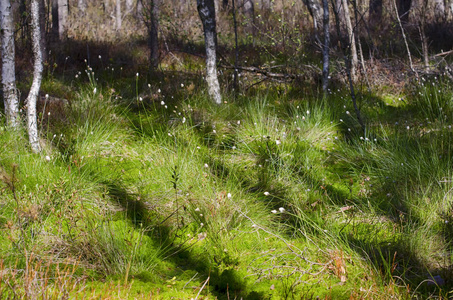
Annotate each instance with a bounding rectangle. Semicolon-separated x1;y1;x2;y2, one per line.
99;179;265;299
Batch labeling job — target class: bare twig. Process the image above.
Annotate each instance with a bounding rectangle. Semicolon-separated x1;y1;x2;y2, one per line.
195;276;210;300
392;0;418;80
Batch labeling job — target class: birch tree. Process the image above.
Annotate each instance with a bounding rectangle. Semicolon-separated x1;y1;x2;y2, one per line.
58;0;68;39
303;0;323;37
342;0;358;82
0;0;20;128
197;0;222;104
52;0;68;40
27;0;44;152
116;0;122;31
78;0;86;13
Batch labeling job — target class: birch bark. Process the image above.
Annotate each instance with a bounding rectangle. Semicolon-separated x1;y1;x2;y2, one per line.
0;0;20;128
27;0;44;152
116;0;122;31
342;0;358;82
58;0;68;39
197;0;222;104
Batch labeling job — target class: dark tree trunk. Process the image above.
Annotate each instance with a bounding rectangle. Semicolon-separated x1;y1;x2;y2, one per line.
39;0;47;63
51;0;59;41
149;0;159;70
322;0;330;95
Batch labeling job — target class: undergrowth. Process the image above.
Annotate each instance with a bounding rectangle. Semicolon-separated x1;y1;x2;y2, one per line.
1;65;453;299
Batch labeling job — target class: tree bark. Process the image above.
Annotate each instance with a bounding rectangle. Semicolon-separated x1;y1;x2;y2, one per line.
321;0;330;94
116;0;122;31
148;0;159;70
342;0;358;82
126;0;134;12
27;0;44;152
78;0;86;13
51;0;59;41
197;0;222;104
58;0;68;39
331;0;365;132
232;0;239;92
0;0;20;128
433;0;445;19
303;0;323;34
39;0;47;63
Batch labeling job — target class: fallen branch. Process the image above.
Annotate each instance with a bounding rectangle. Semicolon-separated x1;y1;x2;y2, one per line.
219;64;297;80
433;49;453;57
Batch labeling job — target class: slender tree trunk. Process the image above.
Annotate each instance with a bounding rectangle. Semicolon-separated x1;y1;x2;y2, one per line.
303;0;323;33
232;0;239;92
352;0;370;90
19;0;28;41
148;0;159;70
243;0;255;41
321;0;330;95
393;0;417;78
58;0;68;39
342;0;358;82
27;0;44;152
116;0;122;31
197;0;222;104
126;0;134;12
331;0;365;132
1;0;20;128
39;0;47;63
78;0;86;13
417;0;429;70
136;0;143;16
51;0;59;41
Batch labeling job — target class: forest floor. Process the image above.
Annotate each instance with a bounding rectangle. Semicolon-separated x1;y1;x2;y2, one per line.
1;39;453;299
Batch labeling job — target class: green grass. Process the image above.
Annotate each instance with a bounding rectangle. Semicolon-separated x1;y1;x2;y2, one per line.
2;67;453;299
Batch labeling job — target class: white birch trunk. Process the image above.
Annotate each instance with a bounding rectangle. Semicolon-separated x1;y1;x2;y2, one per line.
197;0;222;104
78;0;86;13
303;0;323;32
116;0;122;31
342;0;358;82
126;0;134;12
58;0;68;39
27;0;44;153
434;0;445;18
0;0;20;128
